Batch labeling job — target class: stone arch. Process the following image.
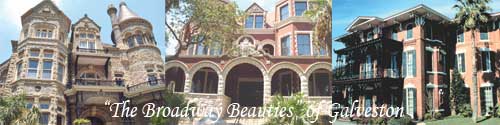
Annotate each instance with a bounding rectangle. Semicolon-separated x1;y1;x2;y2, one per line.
164;60;189;72
189;61;222;77
235;35;257;45
80;107;115;125
268;62;304;77
257;39;276;50
304;62;332;78
222;57;267;80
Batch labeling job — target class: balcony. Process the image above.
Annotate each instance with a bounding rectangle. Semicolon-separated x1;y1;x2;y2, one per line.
75;47;111;66
68;79;126;93
126;79;167;97
333;66;402;85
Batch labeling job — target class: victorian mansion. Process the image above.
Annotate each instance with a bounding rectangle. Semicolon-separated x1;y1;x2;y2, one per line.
0;0;333;125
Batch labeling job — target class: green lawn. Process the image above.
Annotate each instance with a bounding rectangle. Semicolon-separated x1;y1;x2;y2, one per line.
424;117;500;125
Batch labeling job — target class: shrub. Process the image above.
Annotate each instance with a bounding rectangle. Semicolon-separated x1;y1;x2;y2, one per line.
424;113;433;120
433;112;442;119
458;105;472;117
387;115;413;125
371;117;386;124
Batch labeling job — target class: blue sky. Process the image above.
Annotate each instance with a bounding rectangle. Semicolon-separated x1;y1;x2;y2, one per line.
0;0;164;62
332;0;500;65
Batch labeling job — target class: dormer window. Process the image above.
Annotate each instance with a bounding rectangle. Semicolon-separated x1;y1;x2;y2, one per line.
245;15;264;28
36;29;53;38
295;2;307;16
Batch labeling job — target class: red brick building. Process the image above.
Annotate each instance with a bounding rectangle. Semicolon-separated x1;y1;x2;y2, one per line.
333;4;500;120
165;0;332;123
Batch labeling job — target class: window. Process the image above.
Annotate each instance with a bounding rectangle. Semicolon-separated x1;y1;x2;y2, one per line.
43;50;53;58
364;55;372;78
187;44;194;55
40;113;49;125
295;2;307;16
367;32;374;41
42;61;52;79
481;87;494;114
80;33;87;38
255;15;264;28
481;50;492;72
148;74;158;85
281;35;291;56
30;49;40;57
26;103;33;109
456;53;466;72
245;16;253;28
402;50;416;77
40;103;50;109
17;62;23;80
439;52;446;72
392;28;398;40
36;29;53;38
28;60;38;78
88;34;95;39
425;51;433;71
196;43;208;55
136;35;144;45
457;30;464;43
127;36;135;47
480;26;489;41
308;72;330;96
406;24;413;39
297;34;311;56
405;88;417;118
57;63;64;82
280;4;289;20
79;41;95;50
390;54;398;77
209;45;222;56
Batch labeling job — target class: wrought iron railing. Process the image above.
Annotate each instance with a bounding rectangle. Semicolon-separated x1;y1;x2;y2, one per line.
76;47;110;54
74;79;124;87
333;66;401;81
127;79;167;92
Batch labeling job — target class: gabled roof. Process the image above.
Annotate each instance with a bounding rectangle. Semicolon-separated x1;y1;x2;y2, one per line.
345;16;383;31
21;0;71;30
245;3;266;13
73;14;101;30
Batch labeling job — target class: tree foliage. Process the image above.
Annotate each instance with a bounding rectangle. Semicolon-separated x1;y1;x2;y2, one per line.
265;93;314;125
453;0;491;121
151;91;196;125
166;0;244;58
449;69;469;115
0;94;40;125
73;118;91;125
305;0;332;55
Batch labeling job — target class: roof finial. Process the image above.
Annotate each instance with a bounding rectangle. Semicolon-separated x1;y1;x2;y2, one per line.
120;0;126;6
84;13;88;17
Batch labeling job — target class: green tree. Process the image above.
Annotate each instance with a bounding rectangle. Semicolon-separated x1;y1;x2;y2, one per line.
453;0;491;122
265;93;314;125
0;94;40;124
305;0;332;55
151;91;196;125
165;0;244;58
73;118;91;125
449;69;470;116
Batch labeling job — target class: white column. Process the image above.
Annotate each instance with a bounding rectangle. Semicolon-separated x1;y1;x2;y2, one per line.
183;73;191;92
300;74;309;96
217;74;225;95
263;73;271;105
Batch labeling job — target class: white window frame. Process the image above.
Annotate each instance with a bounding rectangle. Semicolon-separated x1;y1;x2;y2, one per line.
480;48;492;72
295;31;312;56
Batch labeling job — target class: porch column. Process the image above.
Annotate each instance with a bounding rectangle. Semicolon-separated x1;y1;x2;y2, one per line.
217;74;224;95
263;73;271;105
300;74;309;96
183;73;191;92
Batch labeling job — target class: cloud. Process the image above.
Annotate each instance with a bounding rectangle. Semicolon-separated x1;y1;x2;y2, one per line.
0;0;62;30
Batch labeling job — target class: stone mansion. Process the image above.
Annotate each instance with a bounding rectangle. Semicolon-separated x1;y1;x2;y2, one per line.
0;0;333;124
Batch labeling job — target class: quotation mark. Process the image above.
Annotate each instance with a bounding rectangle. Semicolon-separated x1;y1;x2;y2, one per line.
105;100;111;106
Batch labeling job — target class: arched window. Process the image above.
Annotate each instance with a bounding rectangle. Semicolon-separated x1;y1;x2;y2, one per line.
263;44;274;55
406;24;414;39
136;35;144;45
127;36;135;47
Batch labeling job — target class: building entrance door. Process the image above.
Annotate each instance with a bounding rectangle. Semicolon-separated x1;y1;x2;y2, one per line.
238;81;263;107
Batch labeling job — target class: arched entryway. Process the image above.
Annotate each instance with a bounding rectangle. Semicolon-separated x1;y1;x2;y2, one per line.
308;69;332;96
165;67;185;92
271;69;301;96
86;117;104;125
225;63;264;107
191;67;218;93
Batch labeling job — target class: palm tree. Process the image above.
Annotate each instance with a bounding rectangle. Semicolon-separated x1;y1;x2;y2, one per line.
305;0;332;55
0;94;40;124
453;0;491;122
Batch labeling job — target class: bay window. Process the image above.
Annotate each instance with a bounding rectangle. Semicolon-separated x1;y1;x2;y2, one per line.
28;60;38;78
295;2;307;16
42;61;52;79
280;4;289;20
